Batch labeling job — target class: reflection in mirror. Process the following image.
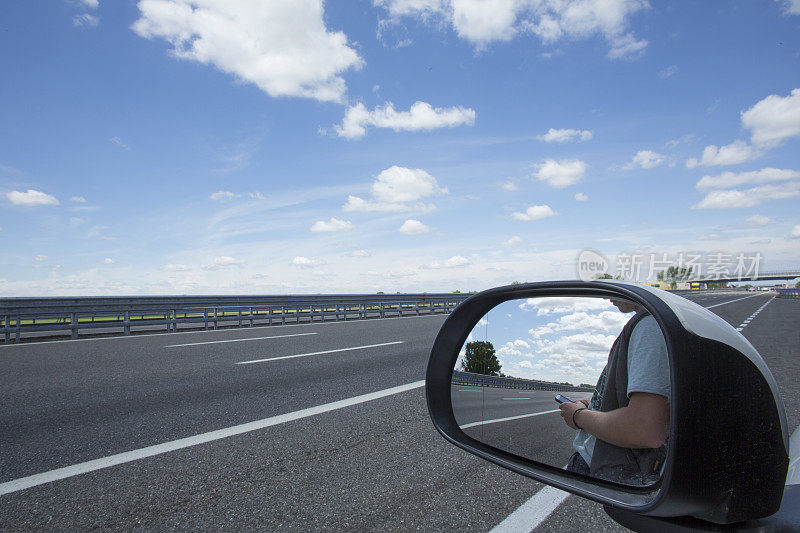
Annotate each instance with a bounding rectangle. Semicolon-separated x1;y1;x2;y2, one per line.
451;296;670;487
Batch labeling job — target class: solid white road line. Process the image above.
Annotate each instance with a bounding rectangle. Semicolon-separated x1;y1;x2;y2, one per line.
459;409;559;429
704;293;765;309
0;380;425;497
502;398;531;401
235;341;404;365
164;332;317;348
489;485;570;533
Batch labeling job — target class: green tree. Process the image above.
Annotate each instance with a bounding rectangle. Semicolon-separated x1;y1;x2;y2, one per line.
795;281;800;288
657;266;693;281
594;273;614;279
461;341;501;376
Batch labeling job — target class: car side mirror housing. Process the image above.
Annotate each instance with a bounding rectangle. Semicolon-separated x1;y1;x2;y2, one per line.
425;281;788;525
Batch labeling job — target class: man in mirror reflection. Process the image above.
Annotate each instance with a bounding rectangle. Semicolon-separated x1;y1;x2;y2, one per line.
559;298;670;485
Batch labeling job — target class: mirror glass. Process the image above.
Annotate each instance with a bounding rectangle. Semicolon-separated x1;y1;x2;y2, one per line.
451;296;670;487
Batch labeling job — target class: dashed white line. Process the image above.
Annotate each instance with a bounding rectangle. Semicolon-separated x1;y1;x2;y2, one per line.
165;332;317;348
0;380;425;497
235;341;404;365
735;296;774;331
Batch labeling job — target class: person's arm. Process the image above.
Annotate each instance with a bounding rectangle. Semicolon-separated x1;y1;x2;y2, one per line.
560;393;669;449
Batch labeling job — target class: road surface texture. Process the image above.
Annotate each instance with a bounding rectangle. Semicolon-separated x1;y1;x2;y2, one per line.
0;291;796;531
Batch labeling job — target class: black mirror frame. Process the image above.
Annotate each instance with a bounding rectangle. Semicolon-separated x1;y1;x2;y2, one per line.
425;281;788;524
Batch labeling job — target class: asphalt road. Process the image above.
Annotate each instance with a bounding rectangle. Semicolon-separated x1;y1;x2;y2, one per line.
0;290;797;531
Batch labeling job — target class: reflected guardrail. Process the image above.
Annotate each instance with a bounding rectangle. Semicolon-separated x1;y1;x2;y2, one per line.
0;294;472;344
452;370;595;393
776;289;800;299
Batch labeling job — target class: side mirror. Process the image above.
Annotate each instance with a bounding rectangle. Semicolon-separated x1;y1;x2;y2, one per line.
425;281;788;526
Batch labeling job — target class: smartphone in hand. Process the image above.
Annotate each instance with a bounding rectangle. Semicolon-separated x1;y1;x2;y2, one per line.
555;394;573;404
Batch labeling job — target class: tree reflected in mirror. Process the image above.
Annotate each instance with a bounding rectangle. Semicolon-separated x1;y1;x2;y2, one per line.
451;296;670;487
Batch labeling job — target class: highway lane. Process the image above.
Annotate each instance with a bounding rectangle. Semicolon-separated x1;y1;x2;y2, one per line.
0;290;796;531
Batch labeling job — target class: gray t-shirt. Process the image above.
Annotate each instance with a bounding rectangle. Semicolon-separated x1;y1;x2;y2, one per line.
573;315;670;465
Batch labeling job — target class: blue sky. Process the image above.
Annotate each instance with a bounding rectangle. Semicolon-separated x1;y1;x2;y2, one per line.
460;297;633;385
1;0;799;295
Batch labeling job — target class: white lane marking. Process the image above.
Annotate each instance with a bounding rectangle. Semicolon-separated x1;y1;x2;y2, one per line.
164;332;317;348
0;314;445;348
704;293;765;309
236;341;404;365
489;485;570;533
0;380;425;497
502;398;531;401
736;296;774;331
460;409;559;429
458;389;483;392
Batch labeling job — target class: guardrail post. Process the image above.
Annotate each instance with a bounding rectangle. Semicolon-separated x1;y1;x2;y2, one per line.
380;303;385;319
71;312;78;340
249;307;254;327
4;315;10;344
237;309;242;328
123;311;130;335
204;310;209;330
281;306;286;326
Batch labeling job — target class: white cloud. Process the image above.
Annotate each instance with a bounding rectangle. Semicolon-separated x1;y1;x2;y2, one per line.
657;65;678;79
292;256;325;267
103;258;115;264
81;0;100;8
695;168;800;190
501;180;518;191
70;196;87;203
519;296;612;315
685;140;758;168
202;256;245;269
421;255;470;269
536;128;593;143
132;0;363;103
687;88;800;168
399;219;430;234
574;192;588;202
343;166;447;212
310;217;355;232
6;189;60;206
746;215;771;226
778;0;800;14
693;182;800;209
162;263;191;271
34;255;48;262
791;225;800;238
73;13;99;27
110;136;130;150
502;235;523;247
511;204;556;221
623;150;665;170
247;191;265;200
376;0;649;58
334;101;476;139
741;88;800;148
349;249;371;257
209;190;239;202
529;310;630;338
534;158;586;188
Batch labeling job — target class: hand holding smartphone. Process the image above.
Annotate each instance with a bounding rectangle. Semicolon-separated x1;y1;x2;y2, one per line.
554;394;573;404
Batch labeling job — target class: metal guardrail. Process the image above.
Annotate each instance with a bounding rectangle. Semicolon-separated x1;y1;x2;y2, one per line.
776;289;800;299
452;370;595;393
0;294;472;344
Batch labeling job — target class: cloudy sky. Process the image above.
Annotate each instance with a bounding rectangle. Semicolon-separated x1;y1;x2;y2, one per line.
2;0;800;295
